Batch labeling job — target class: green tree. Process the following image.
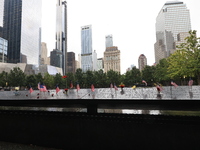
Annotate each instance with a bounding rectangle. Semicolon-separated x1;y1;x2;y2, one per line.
54;73;64;88
124;67;141;87
75;68;84;88
8;67;26;88
93;69;107;88
66;72;75;88
43;72;54;89
26;75;37;89
107;70;121;87
0;71;9;87
154;58;170;85
35;73;43;85
141;65;156;86
85;70;94;88
168;30;200;84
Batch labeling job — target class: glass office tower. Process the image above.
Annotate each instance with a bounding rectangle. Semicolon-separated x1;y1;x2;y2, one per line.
81;25;93;72
155;1;191;62
0;0;4;27
2;0;42;65
55;0;67;74
105;35;113;48
0;37;8;63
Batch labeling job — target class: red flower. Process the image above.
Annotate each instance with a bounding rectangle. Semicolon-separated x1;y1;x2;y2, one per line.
119;83;125;88
62;75;67;78
64;88;68;91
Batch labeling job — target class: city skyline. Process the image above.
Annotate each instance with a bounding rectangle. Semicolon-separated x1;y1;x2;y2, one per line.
41;0;200;74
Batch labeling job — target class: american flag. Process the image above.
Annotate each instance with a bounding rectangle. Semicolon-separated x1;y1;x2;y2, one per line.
29;86;34;93
188;79;193;86
114;83;118;91
171;81;178;88
91;84;95;92
142;80;147;86
43;85;48;92
77;83;80;92
156;85;163;91
38;82;40;90
110;83;113;88
38;83;47;92
56;85;60;94
70;81;73;88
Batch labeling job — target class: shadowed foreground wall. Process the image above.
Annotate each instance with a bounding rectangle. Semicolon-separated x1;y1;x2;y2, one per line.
0;110;200;150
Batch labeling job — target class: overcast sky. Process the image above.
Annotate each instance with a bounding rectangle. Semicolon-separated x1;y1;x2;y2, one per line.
41;0;200;74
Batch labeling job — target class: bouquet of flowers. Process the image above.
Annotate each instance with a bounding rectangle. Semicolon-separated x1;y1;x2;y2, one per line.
63;88;68;96
119;83;125;88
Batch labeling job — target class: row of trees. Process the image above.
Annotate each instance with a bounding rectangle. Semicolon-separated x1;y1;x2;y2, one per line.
0;30;199;90
0;68;124;89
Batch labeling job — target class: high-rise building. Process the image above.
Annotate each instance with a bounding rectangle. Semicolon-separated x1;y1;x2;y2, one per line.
171;32;190;54
97;58;104;71
67;52;75;73
75;60;80;70
154;1;191;63
2;0;42;64
55;0;67;75
0;37;7;63
0;26;2;37
104;46;121;74
50;49;62;68
92;50;97;71
78;54;81;68
0;0;4;27
105;35;113;48
81;25;93;72
41;42;48;65
138;54;147;71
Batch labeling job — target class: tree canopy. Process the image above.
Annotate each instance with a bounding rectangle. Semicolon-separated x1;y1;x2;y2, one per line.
168;30;200;84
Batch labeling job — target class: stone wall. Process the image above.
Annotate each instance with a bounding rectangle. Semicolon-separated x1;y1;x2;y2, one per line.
0;86;198;99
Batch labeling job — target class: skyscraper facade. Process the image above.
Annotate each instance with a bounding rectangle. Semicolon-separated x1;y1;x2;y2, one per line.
55;0;67;74
2;0;42;64
0;27;2;37
105;35;113;48
138;54;147;72
0;37;7;63
41;42;48;65
97;58;104;71
50;49;62;68
0;0;4;27
104;46;121;74
67;52;75;73
154;1;191;63
92;50;97;71
81;25;93;72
